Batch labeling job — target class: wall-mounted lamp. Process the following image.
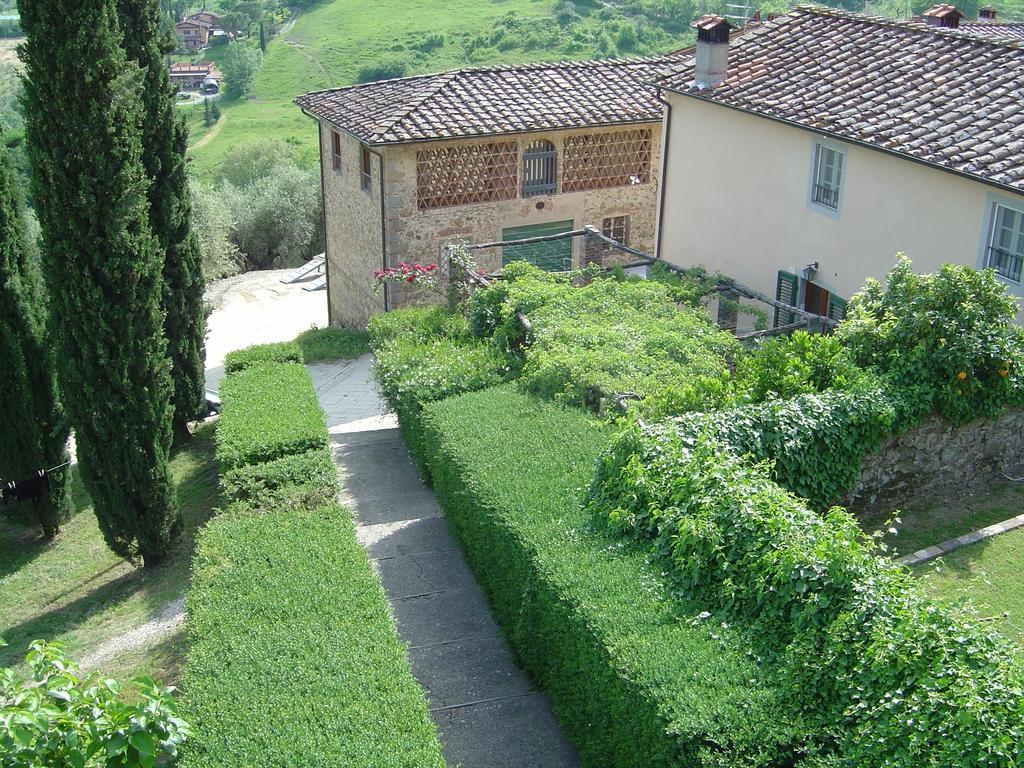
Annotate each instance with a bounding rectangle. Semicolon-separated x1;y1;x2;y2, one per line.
801;261;819;282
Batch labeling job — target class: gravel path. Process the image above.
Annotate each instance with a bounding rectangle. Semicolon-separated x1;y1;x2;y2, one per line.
78;596;186;672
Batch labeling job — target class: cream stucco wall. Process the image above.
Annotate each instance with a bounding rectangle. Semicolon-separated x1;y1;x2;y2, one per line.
320;124;385;328
658;92;1024;311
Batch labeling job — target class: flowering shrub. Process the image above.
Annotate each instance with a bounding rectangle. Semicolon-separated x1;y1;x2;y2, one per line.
0;639;188;767
373;261;439;292
588;429;1024;767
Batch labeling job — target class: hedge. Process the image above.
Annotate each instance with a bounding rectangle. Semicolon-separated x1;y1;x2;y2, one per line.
372;333;509;471
222;341;303;374
215;362;327;471
220;447;339;509
184;359;445;766
589;424;1024;767
420;385;803;768
666;387;897;510
181;504;446;768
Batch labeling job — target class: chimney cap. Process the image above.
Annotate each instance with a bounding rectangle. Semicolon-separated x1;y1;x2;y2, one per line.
922;4;964;21
691;14;735;32
978;4;997;17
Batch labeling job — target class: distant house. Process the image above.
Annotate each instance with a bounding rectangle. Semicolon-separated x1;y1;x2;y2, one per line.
168;61;221;91
188;9;220;29
295;56;681;328
175;18;212;52
654;6;1024;325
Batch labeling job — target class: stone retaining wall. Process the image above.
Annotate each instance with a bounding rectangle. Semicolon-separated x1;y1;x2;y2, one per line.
845;407;1024;512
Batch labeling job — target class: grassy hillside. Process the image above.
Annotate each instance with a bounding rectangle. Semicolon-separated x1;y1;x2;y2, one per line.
187;0;693;178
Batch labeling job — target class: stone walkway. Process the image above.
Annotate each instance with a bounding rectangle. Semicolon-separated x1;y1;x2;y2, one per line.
309;355;580;768
897;511;1024;566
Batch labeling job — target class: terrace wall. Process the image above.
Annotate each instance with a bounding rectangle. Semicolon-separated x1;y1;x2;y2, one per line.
846;407;1024;511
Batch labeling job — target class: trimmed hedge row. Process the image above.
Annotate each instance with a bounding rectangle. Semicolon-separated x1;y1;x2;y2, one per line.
222;340;303;374
371;332;510;471
181;504;447;768
589;425;1024;767
421;385;804;768
183;354;446;766
215;362;328;471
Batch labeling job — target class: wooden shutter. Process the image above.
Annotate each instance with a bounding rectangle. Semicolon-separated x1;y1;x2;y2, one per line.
774;270;799;327
827;294;847;322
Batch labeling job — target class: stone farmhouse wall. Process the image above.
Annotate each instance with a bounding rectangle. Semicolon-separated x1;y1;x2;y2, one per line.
845;407;1024;512
320;124;385;328
319;121;662;327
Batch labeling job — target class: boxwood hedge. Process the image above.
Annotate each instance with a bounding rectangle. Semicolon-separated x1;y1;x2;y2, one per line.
220;447;339;510
215;362;328;471
421;385;805;768
181;503;446;768
185;359;445;766
222;341;303;374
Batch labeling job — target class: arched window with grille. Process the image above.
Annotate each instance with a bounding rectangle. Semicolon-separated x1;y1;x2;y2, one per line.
522;139;557;197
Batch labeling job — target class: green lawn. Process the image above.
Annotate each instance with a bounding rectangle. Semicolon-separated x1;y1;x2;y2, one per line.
0;423;219;686
295;326;370;362
187;0;691;180
914;527;1024;651
860;480;1024;558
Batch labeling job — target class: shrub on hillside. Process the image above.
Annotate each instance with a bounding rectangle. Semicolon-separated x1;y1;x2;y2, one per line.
216;362;327;471
221;41;263;98
356;57;408;83
0;640;188;767
837;257;1024;426
589;428;1024;767
190;181;242;280
223;340;303;374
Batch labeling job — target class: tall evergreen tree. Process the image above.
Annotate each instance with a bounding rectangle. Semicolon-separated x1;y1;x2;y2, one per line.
19;0;180;566
120;0;207;444
0;141;70;539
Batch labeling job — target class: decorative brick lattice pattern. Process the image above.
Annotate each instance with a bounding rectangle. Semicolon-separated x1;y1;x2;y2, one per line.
562;129;652;193
417;142;519;210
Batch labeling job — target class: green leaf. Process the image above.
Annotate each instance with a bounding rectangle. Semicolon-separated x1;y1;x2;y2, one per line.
129;729;156;756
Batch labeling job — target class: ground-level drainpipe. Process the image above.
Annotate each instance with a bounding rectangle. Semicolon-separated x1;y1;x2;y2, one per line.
654;90;673;262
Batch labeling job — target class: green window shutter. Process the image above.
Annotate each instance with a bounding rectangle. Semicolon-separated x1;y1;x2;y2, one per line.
827;294;847;322
774;270;799;327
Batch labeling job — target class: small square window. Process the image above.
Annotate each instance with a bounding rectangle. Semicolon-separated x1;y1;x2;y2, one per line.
360;146;372;192
987;203;1024;283
601;215;629;245
811;143;844;211
331;131;342;172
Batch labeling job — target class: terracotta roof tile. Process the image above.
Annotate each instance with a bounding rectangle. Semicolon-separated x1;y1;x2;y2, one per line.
961;19;1024;42
294;55;683;145
657;6;1024;193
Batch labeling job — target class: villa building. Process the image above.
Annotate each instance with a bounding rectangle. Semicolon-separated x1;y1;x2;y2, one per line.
295;56;680;327
654;6;1024;325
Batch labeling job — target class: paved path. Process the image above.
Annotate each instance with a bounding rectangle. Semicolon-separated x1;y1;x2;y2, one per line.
310;355;580;768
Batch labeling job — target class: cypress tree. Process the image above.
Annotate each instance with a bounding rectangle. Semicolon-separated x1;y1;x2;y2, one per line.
0;141;70;539
259;20;266;52
19;0;180;566
120;0;207;445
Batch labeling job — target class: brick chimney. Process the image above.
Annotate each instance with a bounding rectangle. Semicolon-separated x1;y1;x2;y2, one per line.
923;4;964;27
691;15;734;88
979;5;997;19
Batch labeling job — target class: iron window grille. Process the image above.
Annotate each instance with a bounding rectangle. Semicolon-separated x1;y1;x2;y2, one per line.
811;143;843;211
522;139;557;197
987;204;1024;283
